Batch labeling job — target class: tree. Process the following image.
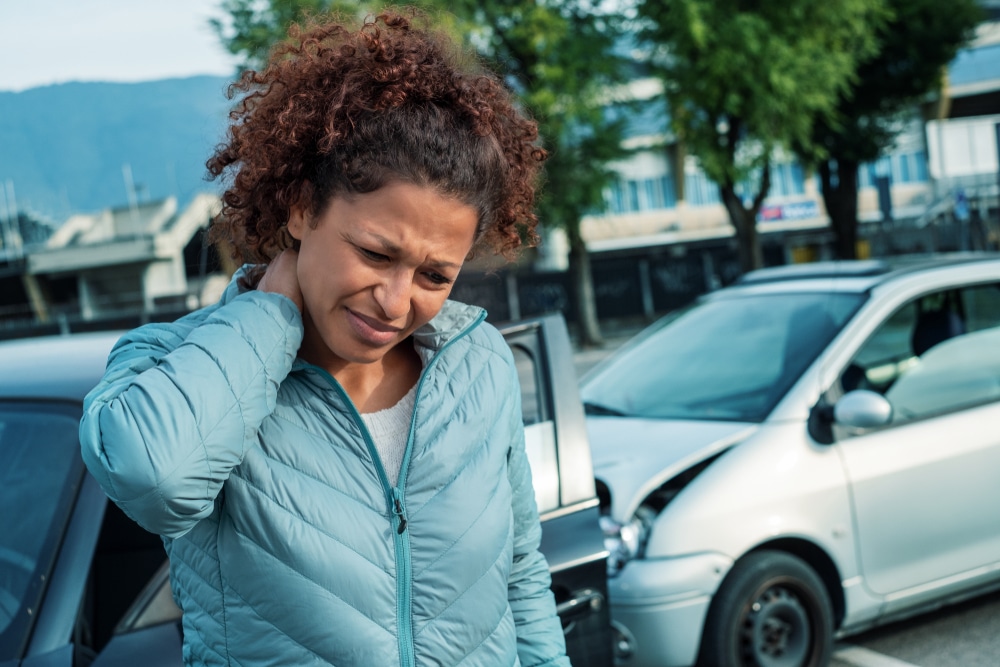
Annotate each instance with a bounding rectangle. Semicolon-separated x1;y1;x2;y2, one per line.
799;0;982;260
440;0;631;346
211;0;631;346
638;0;886;272
210;0;366;70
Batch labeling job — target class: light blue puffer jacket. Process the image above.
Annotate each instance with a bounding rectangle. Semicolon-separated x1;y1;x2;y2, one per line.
79;269;570;667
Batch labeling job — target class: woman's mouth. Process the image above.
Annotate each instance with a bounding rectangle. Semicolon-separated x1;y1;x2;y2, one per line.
345;308;403;346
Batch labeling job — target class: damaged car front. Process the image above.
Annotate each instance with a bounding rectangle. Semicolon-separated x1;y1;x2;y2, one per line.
580;282;865;667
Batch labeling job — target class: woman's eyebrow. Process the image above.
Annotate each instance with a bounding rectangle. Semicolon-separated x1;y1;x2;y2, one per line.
366;232;462;270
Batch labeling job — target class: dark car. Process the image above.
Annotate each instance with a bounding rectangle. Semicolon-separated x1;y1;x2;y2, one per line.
0;315;611;667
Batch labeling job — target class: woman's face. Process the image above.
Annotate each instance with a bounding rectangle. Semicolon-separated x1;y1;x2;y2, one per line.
287;181;478;369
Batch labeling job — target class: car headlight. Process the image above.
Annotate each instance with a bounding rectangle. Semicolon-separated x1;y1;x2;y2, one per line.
600;509;651;577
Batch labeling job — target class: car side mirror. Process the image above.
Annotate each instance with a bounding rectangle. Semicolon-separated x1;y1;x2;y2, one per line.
834;390;893;429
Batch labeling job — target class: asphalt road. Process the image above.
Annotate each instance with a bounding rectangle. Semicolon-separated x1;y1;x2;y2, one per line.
830;589;1000;667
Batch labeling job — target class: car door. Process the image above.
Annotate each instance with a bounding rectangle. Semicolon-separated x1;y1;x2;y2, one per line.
500;314;613;667
833;281;1000;611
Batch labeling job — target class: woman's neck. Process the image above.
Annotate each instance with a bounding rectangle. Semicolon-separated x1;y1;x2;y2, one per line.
338;343;421;412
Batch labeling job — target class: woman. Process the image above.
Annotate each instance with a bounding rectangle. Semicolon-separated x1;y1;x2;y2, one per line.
79;10;568;667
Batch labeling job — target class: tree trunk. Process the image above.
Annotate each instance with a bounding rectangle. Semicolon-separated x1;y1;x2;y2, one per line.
719;180;767;273
567;221;603;347
819;158;860;260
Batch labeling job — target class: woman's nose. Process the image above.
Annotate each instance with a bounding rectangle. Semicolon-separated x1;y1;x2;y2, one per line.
374;273;411;320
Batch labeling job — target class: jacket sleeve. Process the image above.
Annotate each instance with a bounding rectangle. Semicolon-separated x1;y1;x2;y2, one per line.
79;289;303;539
502;349;572;667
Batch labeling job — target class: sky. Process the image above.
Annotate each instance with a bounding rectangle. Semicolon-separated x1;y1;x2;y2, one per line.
0;0;240;92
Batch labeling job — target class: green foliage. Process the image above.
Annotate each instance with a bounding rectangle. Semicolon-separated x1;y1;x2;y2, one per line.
806;0;983;164
639;0;888;187
210;0;370;71
434;0;632;236
799;0;982;260
421;0;630;343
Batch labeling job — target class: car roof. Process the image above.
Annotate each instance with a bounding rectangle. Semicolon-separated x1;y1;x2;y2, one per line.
731;252;1000;294
0;331;120;402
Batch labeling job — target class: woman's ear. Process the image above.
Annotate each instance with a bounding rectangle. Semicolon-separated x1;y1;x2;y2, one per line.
287;181;315;241
287;205;307;241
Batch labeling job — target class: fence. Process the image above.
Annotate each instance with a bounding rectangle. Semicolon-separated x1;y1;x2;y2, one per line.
452;241;745;330
454;214;1000;334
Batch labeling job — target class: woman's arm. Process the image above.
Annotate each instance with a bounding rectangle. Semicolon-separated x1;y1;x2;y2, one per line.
79;276;302;539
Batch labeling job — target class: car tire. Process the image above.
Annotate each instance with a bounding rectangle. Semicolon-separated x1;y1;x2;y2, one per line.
697;550;833;667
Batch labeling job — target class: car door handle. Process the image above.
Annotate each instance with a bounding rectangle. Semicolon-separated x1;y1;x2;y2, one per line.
555;588;605;621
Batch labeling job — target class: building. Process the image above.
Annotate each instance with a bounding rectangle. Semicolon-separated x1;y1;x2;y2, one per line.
0;194;231;340
577;14;1000;268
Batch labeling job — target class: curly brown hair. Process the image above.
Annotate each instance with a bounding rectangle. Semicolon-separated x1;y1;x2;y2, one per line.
206;8;547;264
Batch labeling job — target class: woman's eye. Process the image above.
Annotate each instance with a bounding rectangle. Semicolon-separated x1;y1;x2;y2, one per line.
360;247;389;262
425;272;453;286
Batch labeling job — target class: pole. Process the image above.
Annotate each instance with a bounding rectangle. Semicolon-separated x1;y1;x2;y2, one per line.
123;163;140;225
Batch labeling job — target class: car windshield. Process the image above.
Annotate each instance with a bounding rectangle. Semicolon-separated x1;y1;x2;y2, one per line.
581;291;864;422
0;401;83;660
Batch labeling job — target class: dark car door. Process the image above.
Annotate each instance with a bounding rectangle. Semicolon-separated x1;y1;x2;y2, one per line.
500;314;613;667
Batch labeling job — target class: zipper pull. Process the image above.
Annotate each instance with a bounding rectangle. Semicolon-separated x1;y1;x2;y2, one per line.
394;496;407;534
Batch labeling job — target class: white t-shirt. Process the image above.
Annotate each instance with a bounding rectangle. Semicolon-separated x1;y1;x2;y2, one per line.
360;384;417;487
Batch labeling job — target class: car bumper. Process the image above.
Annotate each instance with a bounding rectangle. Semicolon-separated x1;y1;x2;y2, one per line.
608;552;732;667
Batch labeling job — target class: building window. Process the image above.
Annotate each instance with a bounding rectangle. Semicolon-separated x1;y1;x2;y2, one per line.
898;154;911;182
774;164;791;196
643;178;661;210
627;181;640;211
660;175;677;208
790;163;805;194
607;181;626;214
914;151;929;182
686;170;720;206
858;163;876;189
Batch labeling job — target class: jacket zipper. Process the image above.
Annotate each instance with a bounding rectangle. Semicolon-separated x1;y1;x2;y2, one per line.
391;487;413;666
305;307;486;667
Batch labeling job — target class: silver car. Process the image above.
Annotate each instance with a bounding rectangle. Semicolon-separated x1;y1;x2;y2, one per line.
582;253;1000;667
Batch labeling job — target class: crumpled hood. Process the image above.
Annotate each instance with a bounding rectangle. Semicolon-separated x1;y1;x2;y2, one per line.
588;416;757;521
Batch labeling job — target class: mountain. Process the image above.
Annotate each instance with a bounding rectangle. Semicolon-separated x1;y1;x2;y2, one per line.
0;76;234;223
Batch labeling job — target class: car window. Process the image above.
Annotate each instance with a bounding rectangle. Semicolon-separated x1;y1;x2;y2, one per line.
0;401;82;660
841;282;1000;425
581;292;862;422
887;327;1000;418
845;302;918;391
965;282;1000;332
511;344;560;514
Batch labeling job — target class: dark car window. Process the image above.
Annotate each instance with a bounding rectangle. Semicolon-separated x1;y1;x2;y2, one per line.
0;400;83;660
582;292;863;422
842;282;1000;425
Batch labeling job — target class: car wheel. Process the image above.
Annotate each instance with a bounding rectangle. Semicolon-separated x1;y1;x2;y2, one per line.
698;550;833;667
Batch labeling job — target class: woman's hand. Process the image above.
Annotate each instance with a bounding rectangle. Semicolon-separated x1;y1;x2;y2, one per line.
257;249;304;313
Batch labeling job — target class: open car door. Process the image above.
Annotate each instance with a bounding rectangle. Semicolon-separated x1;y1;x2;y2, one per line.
500;314;613;667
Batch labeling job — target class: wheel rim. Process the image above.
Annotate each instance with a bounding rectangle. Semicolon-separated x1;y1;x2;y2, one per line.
740;583;812;667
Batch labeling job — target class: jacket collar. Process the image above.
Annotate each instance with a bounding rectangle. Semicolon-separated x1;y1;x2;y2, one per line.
412;300;485;362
